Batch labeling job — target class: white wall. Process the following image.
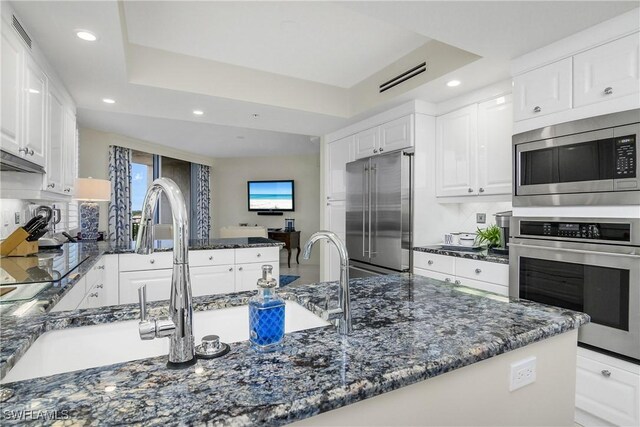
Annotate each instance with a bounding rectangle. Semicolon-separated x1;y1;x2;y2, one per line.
211;154;321;265
78;127;216;233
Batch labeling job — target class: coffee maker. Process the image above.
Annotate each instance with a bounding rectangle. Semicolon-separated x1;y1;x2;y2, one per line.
493;211;512;254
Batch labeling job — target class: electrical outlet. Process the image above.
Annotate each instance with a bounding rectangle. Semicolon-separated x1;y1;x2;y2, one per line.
476;213;486;224
510;356;536;391
14;212;20;224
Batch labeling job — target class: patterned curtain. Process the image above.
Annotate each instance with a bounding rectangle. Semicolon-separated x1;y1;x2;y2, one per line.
108;145;132;245
191;163;211;240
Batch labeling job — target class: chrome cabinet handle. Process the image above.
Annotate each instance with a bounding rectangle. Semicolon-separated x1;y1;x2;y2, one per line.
228;267;233;272
208;256;213;261
444;278;451;282
238;267;243;271
96;265;105;270
89;292;98;298
475;268;482;274
47;183;55;188
257;253;261;258
18;147;29;155
601;370;611;377
373;149;378;154
96;284;103;289
28;149;34;156
454;280;461;285
533;106;541;113
379;147;384;152
468;188;473;193
427;260;434;265
149;259;155;264
479;188;485;193
604;87;613;95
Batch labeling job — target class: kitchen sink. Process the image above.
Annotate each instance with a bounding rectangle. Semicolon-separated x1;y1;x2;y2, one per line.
2;301;329;383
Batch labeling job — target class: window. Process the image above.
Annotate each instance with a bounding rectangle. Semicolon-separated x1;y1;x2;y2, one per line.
131;151;153;240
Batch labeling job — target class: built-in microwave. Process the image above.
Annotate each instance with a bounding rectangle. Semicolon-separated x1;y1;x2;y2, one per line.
509;216;640;362
513;109;640;206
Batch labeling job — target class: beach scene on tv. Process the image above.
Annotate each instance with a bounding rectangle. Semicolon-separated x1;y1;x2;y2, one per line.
248;181;294;211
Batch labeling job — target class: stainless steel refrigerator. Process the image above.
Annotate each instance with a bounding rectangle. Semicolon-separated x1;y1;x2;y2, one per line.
346;149;413;278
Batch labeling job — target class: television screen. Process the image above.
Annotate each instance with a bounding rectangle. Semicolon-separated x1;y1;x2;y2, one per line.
248;180;294;211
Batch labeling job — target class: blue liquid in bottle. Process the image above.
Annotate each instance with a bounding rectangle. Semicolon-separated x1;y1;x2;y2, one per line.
248;265;285;352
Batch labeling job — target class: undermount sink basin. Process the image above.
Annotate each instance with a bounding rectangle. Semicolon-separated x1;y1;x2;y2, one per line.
2;301;329;383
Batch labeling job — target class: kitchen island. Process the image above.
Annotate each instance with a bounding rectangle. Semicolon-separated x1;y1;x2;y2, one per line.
0;274;588;426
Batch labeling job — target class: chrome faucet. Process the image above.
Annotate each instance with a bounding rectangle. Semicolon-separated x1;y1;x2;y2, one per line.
302;231;352;335
136;178;196;367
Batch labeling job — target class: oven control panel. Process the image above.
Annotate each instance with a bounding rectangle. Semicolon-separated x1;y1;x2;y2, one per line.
522;221;631;242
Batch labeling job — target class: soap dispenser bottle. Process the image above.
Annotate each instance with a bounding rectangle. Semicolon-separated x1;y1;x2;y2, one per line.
249;265;285;352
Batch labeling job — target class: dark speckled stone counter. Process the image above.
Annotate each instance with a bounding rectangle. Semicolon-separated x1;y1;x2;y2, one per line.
0;274;588;426
414;245;510;264
103;237;284;254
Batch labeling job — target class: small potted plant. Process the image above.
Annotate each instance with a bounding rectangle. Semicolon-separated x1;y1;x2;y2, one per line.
475;224;501;248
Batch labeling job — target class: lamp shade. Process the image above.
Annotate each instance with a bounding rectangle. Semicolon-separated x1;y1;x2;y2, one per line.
75;178;111;201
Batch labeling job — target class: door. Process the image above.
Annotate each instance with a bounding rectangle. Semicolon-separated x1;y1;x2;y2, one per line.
46;85;65;193
1;25;24;155
22;55;47;167
513;58;572;121
436;104;478;197
324;200;345;281
477;95;513;195
62;108;77;194
345;158;369;263
354;127;378;160
574;33;640;108
119;269;173;304
191;265;235;297
327;136;354;201
369;151;406;270
379;115;413;153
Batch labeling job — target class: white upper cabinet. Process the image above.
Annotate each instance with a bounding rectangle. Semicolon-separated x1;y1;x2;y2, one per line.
513;58;572;121
379;115;413;154
62;107;77;194
326;135;354;201
354;127;379;159
46;85;65;193
22;54;47;167
436;104;478;197
573;33;640;108
1;24;24;156
477;95;513;195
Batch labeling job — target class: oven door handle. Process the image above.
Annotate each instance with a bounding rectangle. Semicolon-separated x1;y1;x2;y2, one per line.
509;242;640;259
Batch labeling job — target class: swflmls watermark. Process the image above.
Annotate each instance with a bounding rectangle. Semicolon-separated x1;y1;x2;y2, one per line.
2;409;70;421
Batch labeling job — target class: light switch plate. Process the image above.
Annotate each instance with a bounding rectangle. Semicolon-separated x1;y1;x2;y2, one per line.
14;212;20;224
476;213;486;224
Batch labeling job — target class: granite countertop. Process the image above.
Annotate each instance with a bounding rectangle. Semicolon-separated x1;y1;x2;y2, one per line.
414;245;510;264
0;274;589;426
0;238;283;317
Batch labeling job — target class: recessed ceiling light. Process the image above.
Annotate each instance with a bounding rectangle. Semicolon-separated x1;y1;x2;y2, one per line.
28;89;40;94
102;98;116;104
193;110;204;116
446;80;461;87
76;30;97;42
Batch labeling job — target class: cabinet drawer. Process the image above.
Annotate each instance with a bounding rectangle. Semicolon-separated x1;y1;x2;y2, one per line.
235;247;279;264
413;268;455;284
119;269;173;304
84;257;105;288
455;258;509;286
576;352;640;427
413;252;455;274
455;276;508;297
119;252;173;272
78;281;108;310
189;249;235;267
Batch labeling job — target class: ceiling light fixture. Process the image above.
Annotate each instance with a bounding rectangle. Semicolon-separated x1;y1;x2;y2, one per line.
446;80;461;87
193;110;204;116
102;98;116;104
76;30;97;42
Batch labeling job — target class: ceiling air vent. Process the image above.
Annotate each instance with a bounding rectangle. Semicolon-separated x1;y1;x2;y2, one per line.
379;62;426;93
12;15;32;49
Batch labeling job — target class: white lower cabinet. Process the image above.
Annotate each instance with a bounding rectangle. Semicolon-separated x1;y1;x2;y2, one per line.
50;276;86;313
119;268;173;305
191;265;235;296
235;262;280;292
575;348;640;427
413;252;508;296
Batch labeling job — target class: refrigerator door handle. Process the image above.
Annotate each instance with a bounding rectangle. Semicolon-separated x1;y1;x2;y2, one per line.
370;163;377;257
362;163;368;257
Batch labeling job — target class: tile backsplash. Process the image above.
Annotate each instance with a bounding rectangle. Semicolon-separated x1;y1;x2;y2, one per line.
452;201;512;233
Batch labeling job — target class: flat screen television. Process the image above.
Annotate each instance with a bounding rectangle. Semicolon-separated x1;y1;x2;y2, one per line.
247;180;295;212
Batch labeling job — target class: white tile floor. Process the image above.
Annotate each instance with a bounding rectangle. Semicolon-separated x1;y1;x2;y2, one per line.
279;261;319;287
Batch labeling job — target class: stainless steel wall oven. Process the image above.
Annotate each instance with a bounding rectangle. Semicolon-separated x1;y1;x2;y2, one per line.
513;109;640;206
509;216;639;362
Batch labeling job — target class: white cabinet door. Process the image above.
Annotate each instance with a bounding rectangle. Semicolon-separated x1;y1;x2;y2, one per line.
354;127;379;160
191;265;235;297
574;33;640;108
513;58;572;121
45;85;65;193
477;95;513;196
327;136;354;201
119;269;173;304
323;200;345;282
379;115;413;153
454;276;509;297
436;104;478;197
235;263;266;292
413;268;455;284
62;107;77;194
22;55;47;167
1;25;24;155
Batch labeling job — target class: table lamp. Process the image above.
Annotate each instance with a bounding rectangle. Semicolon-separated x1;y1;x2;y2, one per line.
75;177;111;240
